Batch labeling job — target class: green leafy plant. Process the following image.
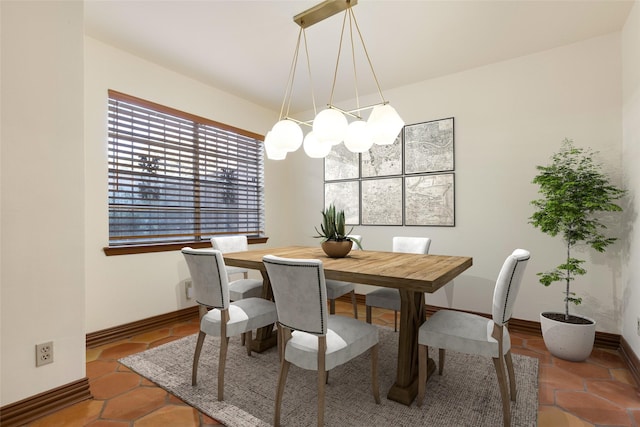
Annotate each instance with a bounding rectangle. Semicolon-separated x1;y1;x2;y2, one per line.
529;139;625;320
314;204;362;248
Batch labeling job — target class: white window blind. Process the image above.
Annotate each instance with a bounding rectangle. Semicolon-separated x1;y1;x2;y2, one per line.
107;90;264;246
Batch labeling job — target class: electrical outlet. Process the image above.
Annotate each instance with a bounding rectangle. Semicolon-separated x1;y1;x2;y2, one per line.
185;280;193;300
36;341;53;367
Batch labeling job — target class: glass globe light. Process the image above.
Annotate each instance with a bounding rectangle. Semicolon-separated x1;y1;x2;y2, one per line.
264;131;287;160
270;119;303;152
313;108;348;145
367;104;404;145
303;132;332;158
344;120;374;153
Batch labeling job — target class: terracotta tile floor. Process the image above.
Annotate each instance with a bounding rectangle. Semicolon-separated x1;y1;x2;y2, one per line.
26;301;640;426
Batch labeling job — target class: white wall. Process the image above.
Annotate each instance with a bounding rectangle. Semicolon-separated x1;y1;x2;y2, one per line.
84;37;293;332
1;1;86;405
289;33;625;333
622;0;640;355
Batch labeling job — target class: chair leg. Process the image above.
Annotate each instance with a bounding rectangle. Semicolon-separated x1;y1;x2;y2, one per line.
191;331;206;386
492;356;512;427
393;310;398;332
329;298;336;315
505;350;517;401
371;344;380;404
317;366;326;427
198;304;209;320
438;348;445;375
217;337;229;401
350;290;358;319
366;305;372;324
245;330;253;356
317;337;327;427
417;344;427;407
274;358;291;427
241;332;246;346
277;325;283;362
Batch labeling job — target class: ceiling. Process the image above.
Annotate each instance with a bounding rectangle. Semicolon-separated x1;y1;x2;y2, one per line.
84;0;633;115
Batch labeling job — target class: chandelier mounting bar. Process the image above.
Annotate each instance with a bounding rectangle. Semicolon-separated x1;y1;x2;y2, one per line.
293;0;358;29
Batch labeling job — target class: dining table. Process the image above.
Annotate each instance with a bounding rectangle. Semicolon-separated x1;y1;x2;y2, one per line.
222;245;473;406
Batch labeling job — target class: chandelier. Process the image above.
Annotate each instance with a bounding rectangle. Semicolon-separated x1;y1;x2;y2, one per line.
264;0;404;160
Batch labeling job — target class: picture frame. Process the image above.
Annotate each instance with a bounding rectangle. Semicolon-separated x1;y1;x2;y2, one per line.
361;178;403;225
361;133;402;178
324;143;359;181
404;173;455;226
324;181;360;225
404;117;454;174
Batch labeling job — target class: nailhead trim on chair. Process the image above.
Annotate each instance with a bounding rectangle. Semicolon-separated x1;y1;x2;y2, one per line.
263;258;326;335
185;249;229;309
500;254;530;325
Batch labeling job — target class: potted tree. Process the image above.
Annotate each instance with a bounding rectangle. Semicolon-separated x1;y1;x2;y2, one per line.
529;139;625;361
314;204;362;258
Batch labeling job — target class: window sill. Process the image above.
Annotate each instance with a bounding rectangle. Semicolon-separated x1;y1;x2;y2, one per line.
103;236;269;256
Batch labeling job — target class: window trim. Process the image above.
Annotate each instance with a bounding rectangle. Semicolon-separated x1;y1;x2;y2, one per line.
105;90;266;254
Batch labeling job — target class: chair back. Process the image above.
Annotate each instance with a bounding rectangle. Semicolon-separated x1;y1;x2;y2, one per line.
263;255;327;335
392;236;431;254
492;249;530;326
211;235;248;253
182;248;230;309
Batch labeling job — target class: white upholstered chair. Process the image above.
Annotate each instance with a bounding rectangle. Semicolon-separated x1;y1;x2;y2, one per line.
325;234;361;318
211;235;263;301
417;249;530;427
365;236;431;331
181;248;277;401
263;255;380;427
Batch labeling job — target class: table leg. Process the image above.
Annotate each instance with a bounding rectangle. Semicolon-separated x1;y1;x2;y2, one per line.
250;270;277;352
387;290;435;406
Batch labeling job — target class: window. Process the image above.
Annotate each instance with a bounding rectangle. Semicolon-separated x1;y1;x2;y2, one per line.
107;90;264;252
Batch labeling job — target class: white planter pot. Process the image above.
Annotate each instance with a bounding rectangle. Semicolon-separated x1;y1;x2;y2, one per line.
540;312;596;362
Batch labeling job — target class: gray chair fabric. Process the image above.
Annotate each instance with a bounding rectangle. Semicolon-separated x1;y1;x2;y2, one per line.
365;236;431;331
211;235;250;279
263;254;380;427
365;288;401;312
181;248;277;402
228;278;264;301
211;235;263;301
417;249;530;427
325;234;361;318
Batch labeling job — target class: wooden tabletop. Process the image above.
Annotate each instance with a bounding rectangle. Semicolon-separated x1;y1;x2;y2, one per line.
223;245;472;294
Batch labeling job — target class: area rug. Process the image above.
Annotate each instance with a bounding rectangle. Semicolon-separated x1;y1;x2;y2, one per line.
120;327;538;426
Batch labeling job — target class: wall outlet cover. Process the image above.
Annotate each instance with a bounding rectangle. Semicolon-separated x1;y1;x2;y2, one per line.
36;341;53;367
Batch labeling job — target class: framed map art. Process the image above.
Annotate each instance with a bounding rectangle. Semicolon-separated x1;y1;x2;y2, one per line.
361;178;402;225
404;173;455;226
324;142;359;181
404;117;454;174
324;181;360;225
323;116;456;228
361;134;402;178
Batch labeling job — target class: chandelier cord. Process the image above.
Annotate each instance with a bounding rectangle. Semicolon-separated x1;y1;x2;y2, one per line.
302;29;318;118
351;8;386;104
279;27;304;120
328;9;349;107
348;8;361;117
